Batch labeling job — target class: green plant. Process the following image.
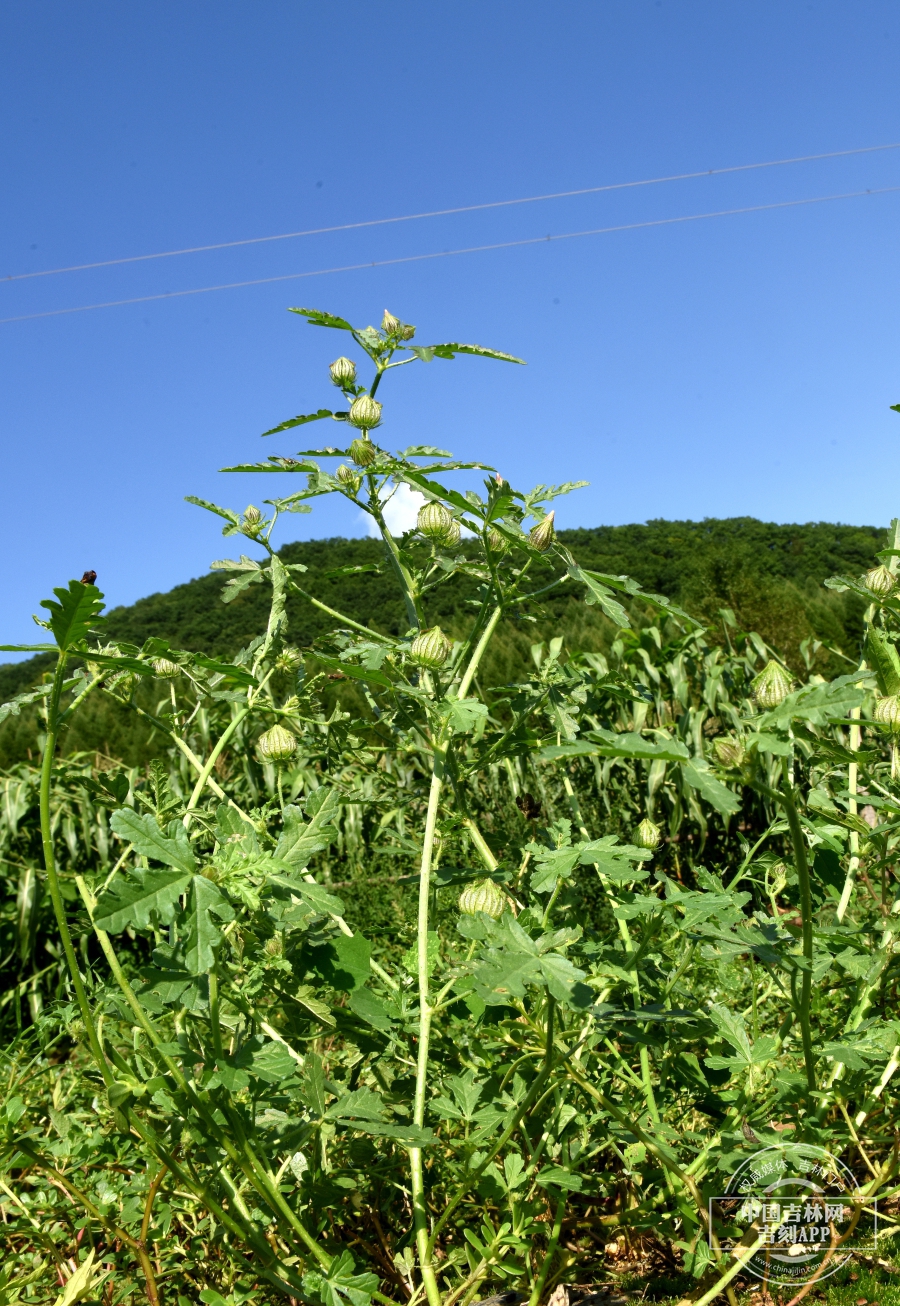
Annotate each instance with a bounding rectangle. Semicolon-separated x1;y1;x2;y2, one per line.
4;308;900;1306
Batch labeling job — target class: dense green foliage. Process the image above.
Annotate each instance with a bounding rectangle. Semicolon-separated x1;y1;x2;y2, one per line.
2;305;899;1306
0;518;878;769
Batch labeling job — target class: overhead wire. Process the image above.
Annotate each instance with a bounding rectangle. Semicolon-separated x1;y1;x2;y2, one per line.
2;184;898;326
4;141;900;284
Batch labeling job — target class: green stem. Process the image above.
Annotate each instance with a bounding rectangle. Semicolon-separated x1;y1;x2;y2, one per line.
778;757;817;1100
409;747;446;1306
125;701;251;819
528;1194;565;1306
209;969;224;1060
461;816;498;871
690;1234;766;1306
183;705;251;828
369;494;424;630
57;671;104;725
39;656;107;1075
456;606;502;699
837;702;861;921
289;580;395;643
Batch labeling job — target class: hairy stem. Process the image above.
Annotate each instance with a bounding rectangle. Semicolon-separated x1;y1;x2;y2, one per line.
779;757;817;1100
409;750;446;1306
837;702;861;921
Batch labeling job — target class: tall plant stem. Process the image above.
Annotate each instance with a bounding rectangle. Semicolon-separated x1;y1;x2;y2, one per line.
183;705;251;828
370;495;424;630
528;1194;565;1306
409;604;504;1306
39;656;107;1075
837;703;861;921
409;748;446;1306
456;606;502;700
778;757;817;1099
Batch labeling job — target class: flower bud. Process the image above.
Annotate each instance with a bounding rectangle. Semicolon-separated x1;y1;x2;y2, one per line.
257;724;298;762
152;658;180;679
713;736;745;768
441;519;462;548
634;818;661;851
752;660;793;710
275;646;303;674
417;501;460;548
458;877;507;919
350;437;378;468
349;395;382;430
242;505;263;535
529;511;556;553
487;528;510;554
336;463;361;490
329;356;357;388
875;694;900;734
769;861;789;895
417;502;453;539
382;309;401;336
410;626;451;669
864;565;895;597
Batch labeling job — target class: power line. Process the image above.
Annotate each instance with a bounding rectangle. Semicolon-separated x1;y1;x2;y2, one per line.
2;184;897;327
4;142;900;284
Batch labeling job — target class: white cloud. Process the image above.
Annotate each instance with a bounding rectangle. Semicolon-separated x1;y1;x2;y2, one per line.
361;481;426;538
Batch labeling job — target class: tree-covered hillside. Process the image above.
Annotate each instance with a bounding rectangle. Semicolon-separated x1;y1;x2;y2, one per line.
0;516;879;766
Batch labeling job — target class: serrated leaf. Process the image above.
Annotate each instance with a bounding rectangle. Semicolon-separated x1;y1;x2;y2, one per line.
184;495;240;526
443;698;489;736
537;1165;583;1191
261;409;339;437
313;654;393;689
745;731;793;757
326;1087;386;1122
289;306;355;331
756;674;867;729
708;1003;752;1062
347;986;394;1031
39;581;105;651
191;654;256;686
301;1051;326;1115
0;685;52;724
529;845;582;894
184;875;234;974
94;867;191;932
275;793;341;868
0;643;58;652
220;569;265;602
302;1249;380;1306
248;1039;300;1084
865;628;900;696
567;566;631;628
109;809;197;873
682;760;741;817
267;871;346;917
415;341;526;364
541;732;690;763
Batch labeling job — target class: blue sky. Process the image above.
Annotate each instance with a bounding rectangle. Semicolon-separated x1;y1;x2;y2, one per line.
3;1;900;650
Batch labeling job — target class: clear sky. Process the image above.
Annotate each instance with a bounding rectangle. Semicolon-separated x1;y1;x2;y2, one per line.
3;2;900;650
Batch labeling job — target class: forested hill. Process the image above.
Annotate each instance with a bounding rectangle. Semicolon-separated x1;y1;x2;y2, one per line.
0;516;881;711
